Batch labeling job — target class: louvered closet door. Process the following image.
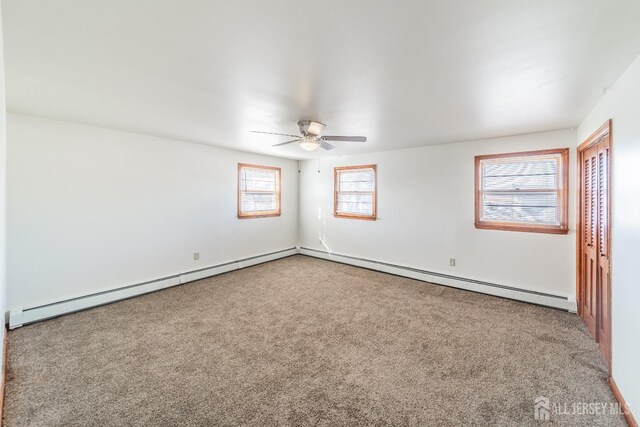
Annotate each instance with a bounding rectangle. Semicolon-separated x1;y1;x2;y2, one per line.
581;144;599;339
596;137;611;361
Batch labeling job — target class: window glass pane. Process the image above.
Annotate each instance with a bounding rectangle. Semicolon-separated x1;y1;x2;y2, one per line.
479;152;564;227
482;156;559;191
241;193;276;213
241;168;276;191
481;192;559;224
337;193;373;215
335;166;376;217
338;170;375;192
238;165;280;216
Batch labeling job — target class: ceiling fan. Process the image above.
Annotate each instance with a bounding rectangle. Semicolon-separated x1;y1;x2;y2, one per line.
251;120;367;151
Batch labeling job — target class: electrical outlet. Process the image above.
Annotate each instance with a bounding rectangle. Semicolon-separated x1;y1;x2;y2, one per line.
193;252;200;261
449;258;456;267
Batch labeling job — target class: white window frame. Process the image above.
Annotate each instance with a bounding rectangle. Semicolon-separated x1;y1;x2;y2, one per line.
334;165;377;221
474;149;569;234
237;163;281;219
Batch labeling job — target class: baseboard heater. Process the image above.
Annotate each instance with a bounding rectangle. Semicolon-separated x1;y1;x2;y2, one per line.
9;247;298;328
299;247;574;311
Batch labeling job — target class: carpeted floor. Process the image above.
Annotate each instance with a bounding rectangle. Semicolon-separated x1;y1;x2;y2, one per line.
3;255;625;426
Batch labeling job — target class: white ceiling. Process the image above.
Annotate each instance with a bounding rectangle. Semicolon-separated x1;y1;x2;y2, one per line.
3;1;640;159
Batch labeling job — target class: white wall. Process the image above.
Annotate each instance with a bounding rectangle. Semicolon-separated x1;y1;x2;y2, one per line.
6;114;298;310
0;2;7;364
578;55;640;417
300;130;577;300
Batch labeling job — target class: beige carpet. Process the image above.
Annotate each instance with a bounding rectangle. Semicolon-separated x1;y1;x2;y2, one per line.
3;255;625;426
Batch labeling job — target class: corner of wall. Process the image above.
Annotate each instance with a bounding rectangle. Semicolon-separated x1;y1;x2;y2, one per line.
0;0;9;398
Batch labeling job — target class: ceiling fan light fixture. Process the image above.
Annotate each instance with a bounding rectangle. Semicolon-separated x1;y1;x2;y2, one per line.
298;120;326;136
307;121;325;136
257;120;366;151
299;137;321;151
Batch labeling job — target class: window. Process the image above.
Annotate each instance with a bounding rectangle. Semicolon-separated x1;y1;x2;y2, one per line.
475;148;569;234
237;163;281;218
334;165;377;220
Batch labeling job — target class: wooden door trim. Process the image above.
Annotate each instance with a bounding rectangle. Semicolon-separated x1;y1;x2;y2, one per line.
577;120;611;152
576;119;612;373
610;377;638;427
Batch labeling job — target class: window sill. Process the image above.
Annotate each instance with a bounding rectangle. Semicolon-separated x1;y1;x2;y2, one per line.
334;213;376;221
474;222;568;235
238;212;281;219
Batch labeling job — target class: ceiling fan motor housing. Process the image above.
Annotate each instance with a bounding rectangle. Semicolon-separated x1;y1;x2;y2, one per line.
298;120;326;136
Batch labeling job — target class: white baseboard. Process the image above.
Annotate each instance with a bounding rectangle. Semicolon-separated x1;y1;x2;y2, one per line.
9;248;298;328
299;247;571;311
10;246;570;328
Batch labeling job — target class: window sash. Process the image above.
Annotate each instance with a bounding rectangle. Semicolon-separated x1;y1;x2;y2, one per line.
334;165;377;220
475;149;568;234
478;189;561;225
238;164;281;218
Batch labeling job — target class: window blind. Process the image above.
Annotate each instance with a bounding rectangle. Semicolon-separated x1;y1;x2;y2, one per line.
479;153;563;226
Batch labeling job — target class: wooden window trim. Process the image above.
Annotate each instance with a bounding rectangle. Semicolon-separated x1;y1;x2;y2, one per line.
474;148;569;234
334;164;377;221
237;163;281;219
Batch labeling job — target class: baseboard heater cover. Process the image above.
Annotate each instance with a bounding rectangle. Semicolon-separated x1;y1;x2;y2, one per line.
9;248;298;328
299;247;571;311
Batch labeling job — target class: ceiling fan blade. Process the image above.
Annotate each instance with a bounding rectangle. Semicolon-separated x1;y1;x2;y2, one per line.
273;139;301;147
252;130;301;138
321;136;367;142
320;140;336;150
